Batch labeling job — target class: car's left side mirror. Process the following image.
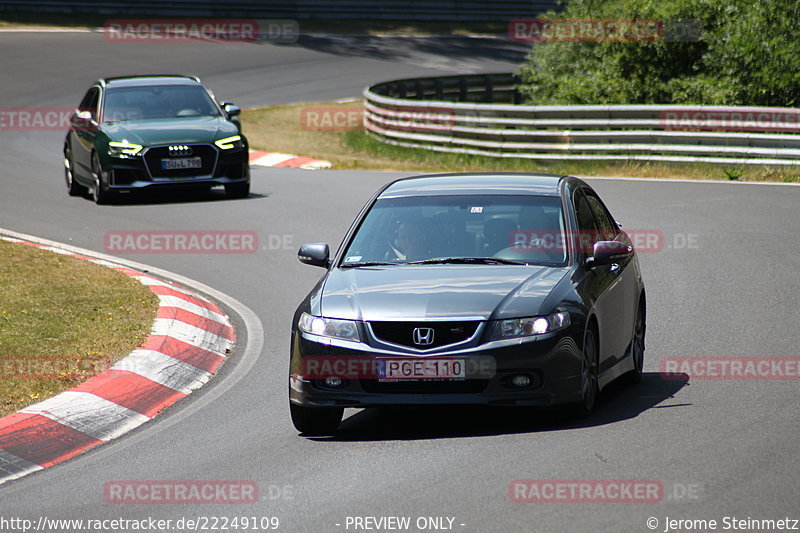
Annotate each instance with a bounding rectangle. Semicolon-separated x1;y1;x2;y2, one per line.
222;102;241;116
587;241;633;268
298;243;330;268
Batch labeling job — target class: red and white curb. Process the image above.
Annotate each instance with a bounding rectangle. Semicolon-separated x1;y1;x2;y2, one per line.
249;149;331;170
0;237;234;485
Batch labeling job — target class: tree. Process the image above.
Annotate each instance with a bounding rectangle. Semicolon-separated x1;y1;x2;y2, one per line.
517;0;800;106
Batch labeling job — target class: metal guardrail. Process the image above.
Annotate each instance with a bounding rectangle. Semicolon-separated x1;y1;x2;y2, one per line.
0;1;559;20
364;74;800;166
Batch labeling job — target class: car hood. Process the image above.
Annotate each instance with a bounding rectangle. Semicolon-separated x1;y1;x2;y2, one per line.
317;265;570;321
103;116;237;146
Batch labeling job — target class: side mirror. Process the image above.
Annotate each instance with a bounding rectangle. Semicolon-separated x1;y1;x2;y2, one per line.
587;241;632;268
298;243;330;268
222;102;241;117
72;110;94;125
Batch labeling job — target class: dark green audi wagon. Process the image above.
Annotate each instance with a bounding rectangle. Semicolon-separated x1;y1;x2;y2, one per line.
64;75;250;204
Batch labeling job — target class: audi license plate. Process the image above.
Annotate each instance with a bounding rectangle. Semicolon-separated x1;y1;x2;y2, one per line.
378;359;466;381
161;157;202;170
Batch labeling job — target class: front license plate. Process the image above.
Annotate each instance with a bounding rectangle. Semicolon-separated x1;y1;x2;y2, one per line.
378;359;466;380
161;157;202;170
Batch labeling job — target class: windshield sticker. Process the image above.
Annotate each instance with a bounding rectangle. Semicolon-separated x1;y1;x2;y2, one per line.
345;256;362;262
470;207;483;214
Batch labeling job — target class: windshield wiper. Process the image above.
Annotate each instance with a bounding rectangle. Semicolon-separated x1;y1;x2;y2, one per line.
340;261;399;268
406;257;527;265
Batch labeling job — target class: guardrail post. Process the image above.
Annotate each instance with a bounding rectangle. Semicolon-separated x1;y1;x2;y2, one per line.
512;75;522;104
484;76;493;103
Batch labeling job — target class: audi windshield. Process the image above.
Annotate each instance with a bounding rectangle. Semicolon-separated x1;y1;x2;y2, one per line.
103;85;221;122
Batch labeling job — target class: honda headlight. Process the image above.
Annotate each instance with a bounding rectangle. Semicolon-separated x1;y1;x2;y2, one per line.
298;312;360;342
492;311;570;339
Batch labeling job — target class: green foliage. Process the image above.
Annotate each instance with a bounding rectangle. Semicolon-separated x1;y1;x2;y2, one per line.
518;0;800;106
722;168;743;181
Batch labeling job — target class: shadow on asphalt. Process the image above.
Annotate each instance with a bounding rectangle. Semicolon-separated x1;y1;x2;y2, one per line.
79;188;267;206
274;35;530;66
312;372;690;441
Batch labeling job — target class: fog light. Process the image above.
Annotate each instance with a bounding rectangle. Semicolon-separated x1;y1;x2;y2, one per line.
324;377;343;387
511;375;531;388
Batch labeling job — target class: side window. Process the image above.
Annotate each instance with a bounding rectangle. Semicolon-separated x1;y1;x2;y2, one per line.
78;87;99;116
573;189;599;253
584;192;618;240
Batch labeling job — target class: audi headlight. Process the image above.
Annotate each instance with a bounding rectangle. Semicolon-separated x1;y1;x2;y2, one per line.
215;135;244;150
492;311;570;339
298;312;360;342
108;141;143;156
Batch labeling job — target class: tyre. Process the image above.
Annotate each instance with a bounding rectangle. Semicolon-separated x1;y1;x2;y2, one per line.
64;145;87;196
290;402;343;436
568;327;599;419
91;152;114;205
225;181;250;199
625;299;646;385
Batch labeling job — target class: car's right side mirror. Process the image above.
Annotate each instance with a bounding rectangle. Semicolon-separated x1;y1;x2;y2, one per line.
298;243;330;268
222;102;241;116
587;240;633;268
72;109;94;124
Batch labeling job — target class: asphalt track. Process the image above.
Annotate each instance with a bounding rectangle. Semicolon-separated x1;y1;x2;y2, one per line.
0;31;799;533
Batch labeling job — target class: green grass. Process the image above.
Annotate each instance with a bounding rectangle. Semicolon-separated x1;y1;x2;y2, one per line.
345;132;800;181
0;240;158;416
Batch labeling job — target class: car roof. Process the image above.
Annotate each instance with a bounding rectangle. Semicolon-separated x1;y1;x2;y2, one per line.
100;75;202;88
379;172;571;198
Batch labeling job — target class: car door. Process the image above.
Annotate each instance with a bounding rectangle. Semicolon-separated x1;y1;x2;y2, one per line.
71;86;100;179
573;188;627;379
586;189;638;357
583;188;635;374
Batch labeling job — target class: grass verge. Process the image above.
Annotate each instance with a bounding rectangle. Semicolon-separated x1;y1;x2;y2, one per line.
241;100;800;183
0;240;159;417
